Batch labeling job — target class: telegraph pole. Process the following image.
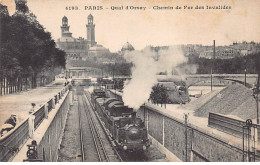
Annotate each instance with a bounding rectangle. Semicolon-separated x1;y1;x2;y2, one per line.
113;54;117;95
244;57;246;86
184;113;189;162
244;57;247;86
256;74;259;124
257;54;260;124
211;40;215;92
253;54;260;124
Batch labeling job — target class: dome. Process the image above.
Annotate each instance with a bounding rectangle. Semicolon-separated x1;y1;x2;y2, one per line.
88;14;93;19
121;42;135;51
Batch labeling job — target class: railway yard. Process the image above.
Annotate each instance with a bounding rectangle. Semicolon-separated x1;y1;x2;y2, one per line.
1;75;259;162
58;86;168;162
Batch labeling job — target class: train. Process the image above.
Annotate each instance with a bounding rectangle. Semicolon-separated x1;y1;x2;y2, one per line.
90;88;150;152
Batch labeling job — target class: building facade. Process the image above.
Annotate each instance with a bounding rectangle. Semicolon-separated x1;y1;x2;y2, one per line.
56;14;109;68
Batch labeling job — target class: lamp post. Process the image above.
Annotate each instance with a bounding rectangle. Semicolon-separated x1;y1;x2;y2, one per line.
211;40;215;92
244;57;247;87
253;77;259;124
254;54;260;124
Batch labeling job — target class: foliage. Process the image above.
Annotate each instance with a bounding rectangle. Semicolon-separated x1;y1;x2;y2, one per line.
0;3;66;94
188;53;260;74
100;63;133;76
150;84;169;105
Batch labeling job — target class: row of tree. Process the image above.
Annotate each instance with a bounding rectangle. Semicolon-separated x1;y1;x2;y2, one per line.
108;53;260;76
0;3;66;95
187;53;260;74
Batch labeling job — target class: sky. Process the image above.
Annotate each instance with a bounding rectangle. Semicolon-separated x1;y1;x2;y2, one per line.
1;0;260;52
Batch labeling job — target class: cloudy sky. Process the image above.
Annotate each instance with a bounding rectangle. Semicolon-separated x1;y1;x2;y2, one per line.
2;0;260;52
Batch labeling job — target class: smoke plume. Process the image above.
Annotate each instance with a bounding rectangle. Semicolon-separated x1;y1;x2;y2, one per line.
122;46;189;109
88;86;94;93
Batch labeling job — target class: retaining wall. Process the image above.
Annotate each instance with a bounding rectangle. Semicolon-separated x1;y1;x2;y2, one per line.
35;91;70;161
137;104;260;162
104;89;260;162
0;86;69;162
10;87;72;162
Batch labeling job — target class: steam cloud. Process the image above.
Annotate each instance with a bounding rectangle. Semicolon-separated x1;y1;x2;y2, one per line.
122;46;191;109
88;86;94;93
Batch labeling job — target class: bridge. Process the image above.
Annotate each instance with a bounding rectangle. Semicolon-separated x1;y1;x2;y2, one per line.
70;74;258;88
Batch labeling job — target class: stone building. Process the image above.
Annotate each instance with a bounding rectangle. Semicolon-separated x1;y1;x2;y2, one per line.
56;14;109;68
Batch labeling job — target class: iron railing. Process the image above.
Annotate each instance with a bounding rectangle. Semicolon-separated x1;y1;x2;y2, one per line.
0;86;69;162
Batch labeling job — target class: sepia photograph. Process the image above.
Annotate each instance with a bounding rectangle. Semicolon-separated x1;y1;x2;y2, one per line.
0;0;260;162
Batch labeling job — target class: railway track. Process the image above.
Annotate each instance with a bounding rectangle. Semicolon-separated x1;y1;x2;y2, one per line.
78;96;85;161
83;90;149;162
78;95;109;161
83;91;123;162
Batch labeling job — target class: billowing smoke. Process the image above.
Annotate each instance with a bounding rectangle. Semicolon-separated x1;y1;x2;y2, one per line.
88;86;94;93
174;63;199;79
122;46;189;109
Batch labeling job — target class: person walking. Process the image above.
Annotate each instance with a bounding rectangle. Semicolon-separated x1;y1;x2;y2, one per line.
28;103;36;139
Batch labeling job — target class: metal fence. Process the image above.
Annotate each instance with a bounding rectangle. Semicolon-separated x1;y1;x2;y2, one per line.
208;112;260;142
0;119;29;162
0;86;69;162
36;92;70;161
34;106;46;129
48;99;53;112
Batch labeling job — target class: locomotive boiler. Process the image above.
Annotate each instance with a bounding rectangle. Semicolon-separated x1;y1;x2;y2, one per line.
90;89;150;152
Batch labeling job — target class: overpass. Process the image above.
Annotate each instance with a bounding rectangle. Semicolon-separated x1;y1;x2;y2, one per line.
75;74;258;88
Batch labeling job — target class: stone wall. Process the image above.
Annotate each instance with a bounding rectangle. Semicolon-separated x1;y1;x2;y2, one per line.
33;91;71;161
137;103;260;162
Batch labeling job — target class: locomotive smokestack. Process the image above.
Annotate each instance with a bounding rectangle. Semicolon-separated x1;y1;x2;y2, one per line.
132;112;136;121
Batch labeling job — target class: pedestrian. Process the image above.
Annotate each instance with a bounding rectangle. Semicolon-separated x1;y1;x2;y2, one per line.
31;103;36;113
0;114;17;136
4;114;17;127
28;109;35;139
44;102;49;119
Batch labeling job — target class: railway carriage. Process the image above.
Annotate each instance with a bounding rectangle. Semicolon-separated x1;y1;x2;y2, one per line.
90;89;150;152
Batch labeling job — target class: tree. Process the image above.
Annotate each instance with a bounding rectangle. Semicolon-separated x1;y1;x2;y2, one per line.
150;84;169;107
0;3;66;95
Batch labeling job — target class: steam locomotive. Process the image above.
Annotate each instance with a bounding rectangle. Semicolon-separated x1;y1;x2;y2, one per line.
90;89;150;152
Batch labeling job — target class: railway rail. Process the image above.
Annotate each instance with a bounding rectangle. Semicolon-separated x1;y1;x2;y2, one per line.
78;95;109;161
83;91;123;161
83;90;148;162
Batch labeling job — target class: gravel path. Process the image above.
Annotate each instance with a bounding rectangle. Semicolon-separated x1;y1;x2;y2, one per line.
58;99;81;162
0;79;66;125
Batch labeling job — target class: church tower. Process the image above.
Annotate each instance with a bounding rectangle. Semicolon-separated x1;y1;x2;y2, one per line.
86;14;96;47
60;16;71;37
